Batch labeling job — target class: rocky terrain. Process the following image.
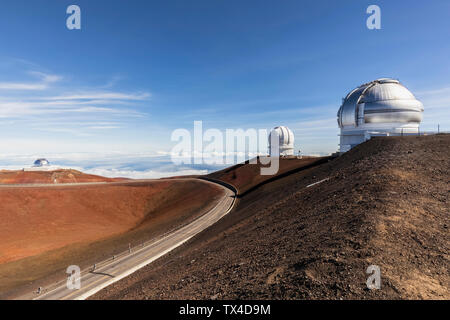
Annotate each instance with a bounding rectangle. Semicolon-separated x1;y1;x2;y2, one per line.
92;134;449;300
207;156;326;195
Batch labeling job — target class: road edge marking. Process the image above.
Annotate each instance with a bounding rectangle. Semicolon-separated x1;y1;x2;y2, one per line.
74;188;235;300
73;235;194;300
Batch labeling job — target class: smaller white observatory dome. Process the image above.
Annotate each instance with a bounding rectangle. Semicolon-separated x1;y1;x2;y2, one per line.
33;158;50;167
337;78;423;152
268;126;295;156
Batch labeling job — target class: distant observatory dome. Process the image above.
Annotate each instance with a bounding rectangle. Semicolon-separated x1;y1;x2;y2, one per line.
337;78;423;152
268;126;294;156
33;158;50;167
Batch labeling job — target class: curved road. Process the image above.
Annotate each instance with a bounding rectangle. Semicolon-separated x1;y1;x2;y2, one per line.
14;179;235;300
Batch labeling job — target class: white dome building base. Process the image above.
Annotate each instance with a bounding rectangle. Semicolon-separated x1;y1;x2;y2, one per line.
268;126;295;156
337;78;423;153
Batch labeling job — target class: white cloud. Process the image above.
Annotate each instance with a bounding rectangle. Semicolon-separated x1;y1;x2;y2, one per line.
0;67;150;131
292;117;338;132
415;86;450;96
416;85;450;110
34;127;93;137
45;92;150;101
0;152;217;179
0;102;121;117
28;71;62;83
88;125;122;129
101;75;124;89
0;82;48;90
82;168;208;179
414;85;450;131
0;71;62;90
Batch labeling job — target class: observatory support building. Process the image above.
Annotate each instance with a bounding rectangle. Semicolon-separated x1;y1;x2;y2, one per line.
337;78;424;153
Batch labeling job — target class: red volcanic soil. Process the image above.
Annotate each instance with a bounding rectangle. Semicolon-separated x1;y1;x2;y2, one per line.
207;156;328;195
0;179;224;296
0;169;124;184
0;181;169;264
92;134;449;300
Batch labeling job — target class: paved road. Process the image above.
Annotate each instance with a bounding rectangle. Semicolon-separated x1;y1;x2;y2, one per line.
21;179;235;300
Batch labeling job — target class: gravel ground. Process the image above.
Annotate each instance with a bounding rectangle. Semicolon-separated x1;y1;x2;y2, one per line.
92;134;449;300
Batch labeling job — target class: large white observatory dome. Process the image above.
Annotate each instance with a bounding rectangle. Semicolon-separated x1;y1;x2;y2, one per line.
268;126;294;156
337;78;423;152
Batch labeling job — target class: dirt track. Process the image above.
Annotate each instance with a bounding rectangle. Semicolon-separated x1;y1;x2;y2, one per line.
92;134;449;300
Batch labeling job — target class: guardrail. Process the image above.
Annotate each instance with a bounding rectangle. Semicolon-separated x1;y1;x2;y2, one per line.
33;236;160;299
32;179;236;299
197;176;238;196
370;130;449;137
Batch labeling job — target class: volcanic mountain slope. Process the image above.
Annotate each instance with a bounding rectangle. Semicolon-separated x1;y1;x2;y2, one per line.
92;134;449;300
0;179;224;297
0;169;122;184
207;156;326;195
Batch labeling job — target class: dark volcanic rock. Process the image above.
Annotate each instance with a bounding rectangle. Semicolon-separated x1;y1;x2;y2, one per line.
92;135;450;300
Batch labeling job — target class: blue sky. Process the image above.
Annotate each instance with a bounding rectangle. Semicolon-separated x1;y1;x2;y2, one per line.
0;1;449;176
